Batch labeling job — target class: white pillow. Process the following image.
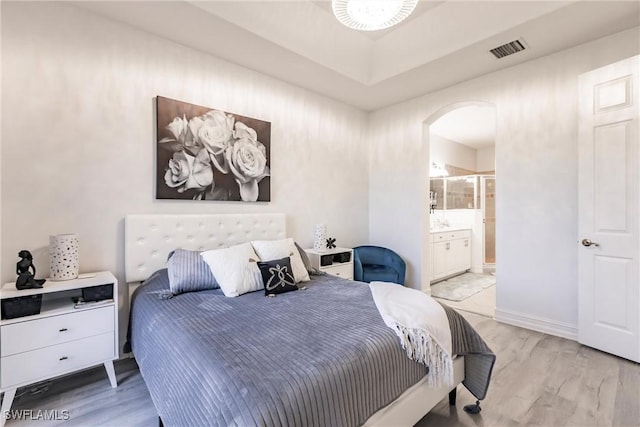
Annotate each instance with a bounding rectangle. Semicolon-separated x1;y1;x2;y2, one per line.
200;243;263;297
251;238;310;283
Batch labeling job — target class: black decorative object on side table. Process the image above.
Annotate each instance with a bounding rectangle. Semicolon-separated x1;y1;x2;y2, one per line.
15;250;46;290
326;237;336;250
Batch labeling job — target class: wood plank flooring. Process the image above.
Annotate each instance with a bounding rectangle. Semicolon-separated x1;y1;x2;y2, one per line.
433;284;496;318
417;314;640;427
2;312;638;427
4;359;156;427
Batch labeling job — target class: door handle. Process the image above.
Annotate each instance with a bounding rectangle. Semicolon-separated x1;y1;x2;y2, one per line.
581;239;599;247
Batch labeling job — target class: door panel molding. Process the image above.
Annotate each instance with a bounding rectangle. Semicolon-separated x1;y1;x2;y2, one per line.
594;75;632;113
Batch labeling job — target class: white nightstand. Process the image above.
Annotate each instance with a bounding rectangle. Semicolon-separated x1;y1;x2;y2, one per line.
305;247;354;280
0;272;119;425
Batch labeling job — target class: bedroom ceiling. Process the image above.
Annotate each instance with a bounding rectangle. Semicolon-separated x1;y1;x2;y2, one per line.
71;0;640;111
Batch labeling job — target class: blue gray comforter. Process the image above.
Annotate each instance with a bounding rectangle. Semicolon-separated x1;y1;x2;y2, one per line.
130;270;495;426
130;270;428;426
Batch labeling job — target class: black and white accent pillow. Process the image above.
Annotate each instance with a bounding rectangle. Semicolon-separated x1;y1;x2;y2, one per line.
257;257;298;296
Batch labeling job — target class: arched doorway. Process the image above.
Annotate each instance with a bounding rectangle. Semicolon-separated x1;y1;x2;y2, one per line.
422;101;497;317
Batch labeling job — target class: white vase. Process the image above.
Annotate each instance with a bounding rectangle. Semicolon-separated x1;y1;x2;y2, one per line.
49;234;79;281
313;224;327;252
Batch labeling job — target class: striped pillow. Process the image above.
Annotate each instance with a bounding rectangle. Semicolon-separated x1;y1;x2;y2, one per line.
167;249;219;295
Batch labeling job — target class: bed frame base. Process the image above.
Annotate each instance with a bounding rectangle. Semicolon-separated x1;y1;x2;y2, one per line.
449;387;457;406
157;393;462;427
363;356;465;426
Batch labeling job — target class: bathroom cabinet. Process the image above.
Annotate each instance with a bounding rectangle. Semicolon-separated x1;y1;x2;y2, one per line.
430;229;471;282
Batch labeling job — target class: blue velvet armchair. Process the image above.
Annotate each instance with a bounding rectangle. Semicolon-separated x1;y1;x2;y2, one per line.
353;246;406;285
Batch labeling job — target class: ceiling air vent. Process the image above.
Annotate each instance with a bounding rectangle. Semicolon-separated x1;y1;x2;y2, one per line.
490;39;526;59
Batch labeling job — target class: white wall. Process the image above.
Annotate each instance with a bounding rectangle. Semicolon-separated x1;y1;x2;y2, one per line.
0;2;3;286
430;133;477;172
369;28;639;337
1;2;370;343
476;146;495;172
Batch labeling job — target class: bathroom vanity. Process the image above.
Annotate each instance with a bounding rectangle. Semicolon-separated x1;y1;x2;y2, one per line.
430;228;472;282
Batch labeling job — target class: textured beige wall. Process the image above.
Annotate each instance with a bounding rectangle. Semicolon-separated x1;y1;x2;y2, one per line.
476;146;496;173
430;133;478;172
368;28;640;333
0;1;370;342
0;2;3;284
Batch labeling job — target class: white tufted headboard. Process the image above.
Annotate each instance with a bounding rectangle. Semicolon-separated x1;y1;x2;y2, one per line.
125;213;286;283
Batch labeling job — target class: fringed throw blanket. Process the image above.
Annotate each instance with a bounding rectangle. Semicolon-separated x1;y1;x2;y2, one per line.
439;302;496;401
370;282;496;401
369;281;454;387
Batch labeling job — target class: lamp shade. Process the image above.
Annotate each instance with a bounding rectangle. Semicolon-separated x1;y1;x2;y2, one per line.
332;0;418;31
49;234;79;281
313;224;328;252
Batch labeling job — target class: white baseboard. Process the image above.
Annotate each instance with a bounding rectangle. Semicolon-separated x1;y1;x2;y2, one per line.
494;308;578;341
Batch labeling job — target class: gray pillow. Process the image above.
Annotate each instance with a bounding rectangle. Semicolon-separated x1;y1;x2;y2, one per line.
294;242;324;276
167;249;219;295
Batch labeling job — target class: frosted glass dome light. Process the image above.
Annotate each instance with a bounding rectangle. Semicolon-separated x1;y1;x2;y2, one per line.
332;0;418;32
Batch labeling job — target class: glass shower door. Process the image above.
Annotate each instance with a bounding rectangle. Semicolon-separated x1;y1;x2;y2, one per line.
482;176;496;264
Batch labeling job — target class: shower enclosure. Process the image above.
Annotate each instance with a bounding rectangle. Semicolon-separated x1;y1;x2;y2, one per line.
429;174;496;267
481;176;496;266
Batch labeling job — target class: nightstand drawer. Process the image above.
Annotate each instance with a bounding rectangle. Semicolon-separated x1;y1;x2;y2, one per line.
1;306;114;357
324;263;353;279
1;332;115;388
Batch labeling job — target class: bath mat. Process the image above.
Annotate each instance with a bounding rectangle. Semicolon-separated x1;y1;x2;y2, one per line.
430;273;496;301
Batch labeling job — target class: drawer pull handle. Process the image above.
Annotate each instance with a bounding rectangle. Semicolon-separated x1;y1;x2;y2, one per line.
59;356;68;361
59;328;68;332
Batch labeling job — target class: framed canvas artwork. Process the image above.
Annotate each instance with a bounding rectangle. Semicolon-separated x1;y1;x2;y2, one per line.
156;96;271;202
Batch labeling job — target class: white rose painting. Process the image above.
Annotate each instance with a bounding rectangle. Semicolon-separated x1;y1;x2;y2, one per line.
156;96;271;201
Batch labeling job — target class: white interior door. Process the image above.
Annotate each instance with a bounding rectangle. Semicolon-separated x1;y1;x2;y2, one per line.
578;55;639;363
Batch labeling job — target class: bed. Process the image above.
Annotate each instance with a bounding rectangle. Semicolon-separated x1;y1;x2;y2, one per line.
125;214;489;426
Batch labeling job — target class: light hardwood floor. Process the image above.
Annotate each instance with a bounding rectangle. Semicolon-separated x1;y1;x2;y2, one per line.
2;313;638;427
417;313;640;427
433;284;496;318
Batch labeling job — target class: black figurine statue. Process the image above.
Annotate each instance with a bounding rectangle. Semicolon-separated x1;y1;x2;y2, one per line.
16;250;46;290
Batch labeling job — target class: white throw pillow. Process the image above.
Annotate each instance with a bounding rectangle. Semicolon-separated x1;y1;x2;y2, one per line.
251;238;310;283
200;243;263;297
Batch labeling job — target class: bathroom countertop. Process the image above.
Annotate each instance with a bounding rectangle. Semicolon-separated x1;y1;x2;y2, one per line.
430;226;472;233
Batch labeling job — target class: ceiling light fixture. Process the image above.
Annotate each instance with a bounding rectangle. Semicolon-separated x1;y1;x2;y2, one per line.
332;0;418;32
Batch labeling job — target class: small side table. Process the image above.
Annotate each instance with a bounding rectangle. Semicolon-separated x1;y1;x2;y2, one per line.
304;247;354;280
0;272;119;426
